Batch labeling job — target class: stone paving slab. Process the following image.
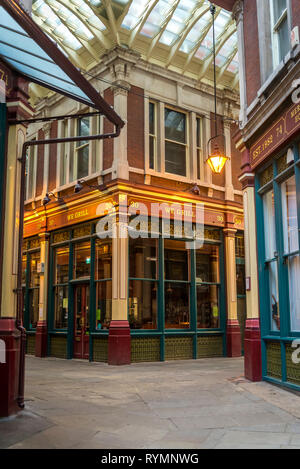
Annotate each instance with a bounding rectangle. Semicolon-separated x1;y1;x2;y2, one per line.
1;356;300;449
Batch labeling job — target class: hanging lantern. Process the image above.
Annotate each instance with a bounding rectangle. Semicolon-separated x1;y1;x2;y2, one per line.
207;135;229;174
206;3;229;175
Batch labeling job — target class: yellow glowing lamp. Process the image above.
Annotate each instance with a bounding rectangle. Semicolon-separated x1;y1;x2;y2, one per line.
207;135;229;174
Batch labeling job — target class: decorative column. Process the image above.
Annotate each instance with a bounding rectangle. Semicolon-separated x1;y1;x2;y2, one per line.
108;199;130;365
111;81;129;180
0;77;33;417
35;232;50;357
224;118;234;201
239;150;261;381
232;0;247;126
42;122;51;196
224;215;241;357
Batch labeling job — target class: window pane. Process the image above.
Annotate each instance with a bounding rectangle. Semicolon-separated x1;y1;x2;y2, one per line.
54;246;69;284
77;145;89;179
281;176;298;254
129;280;157;329
197;284;219;329
273;0;287;23
197;117;202;147
29;288;39;329
236;263;246;296
96;280;112;330
263;190;276;259
149;135;155;170
54;285;68;329
164;239;188;281
78;116;90;138
165;108;186;143
149;102;155;135
278;15;289;61
196;244;219;283
165;282;190;329
269;260;280;331
29;252;40;287
73;242;91;278
129;238;158;279
288;254;300;332
95;240;112;280
22;254;27;286
165;141;186;176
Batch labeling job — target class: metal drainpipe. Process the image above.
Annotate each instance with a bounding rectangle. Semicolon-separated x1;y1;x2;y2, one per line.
16;125;121;408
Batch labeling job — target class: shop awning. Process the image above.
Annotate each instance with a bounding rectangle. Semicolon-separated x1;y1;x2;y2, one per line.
0;0;124;128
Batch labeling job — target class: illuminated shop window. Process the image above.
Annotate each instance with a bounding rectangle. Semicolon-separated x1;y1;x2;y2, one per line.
95;239;112;330
53;246;69;329
129;238;158;330
28;251;40;330
164;239;190;329
196;244;220;329
73;241;91;279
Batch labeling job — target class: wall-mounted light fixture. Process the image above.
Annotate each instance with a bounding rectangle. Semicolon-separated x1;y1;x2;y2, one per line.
42;192;64;206
74;179;101;193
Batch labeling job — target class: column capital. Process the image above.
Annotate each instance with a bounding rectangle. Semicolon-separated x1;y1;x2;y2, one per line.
42;122;52;135
223;227;238;238
232;0;243;25
239;171;255;189
38;232;50;242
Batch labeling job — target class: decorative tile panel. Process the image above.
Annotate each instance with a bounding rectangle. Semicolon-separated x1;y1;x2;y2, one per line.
131;337;160;362
165;336;193;360
197;336;223;358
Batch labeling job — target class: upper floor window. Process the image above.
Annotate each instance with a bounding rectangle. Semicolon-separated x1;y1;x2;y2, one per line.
25;141;37;200
148;102;205;180
165;108;187;177
149;102;157;171
270;0;290;68
75;116;90;180
59;113;102;187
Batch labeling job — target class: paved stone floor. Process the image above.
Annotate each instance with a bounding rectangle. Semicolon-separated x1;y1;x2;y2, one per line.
1;356;300;449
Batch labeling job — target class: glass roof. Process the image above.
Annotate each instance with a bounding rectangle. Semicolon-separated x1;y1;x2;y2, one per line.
30;0;239;88
0;0;125;127
0;5;92;102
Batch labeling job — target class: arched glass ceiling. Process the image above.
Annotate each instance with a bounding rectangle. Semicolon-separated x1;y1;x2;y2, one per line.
31;0;239;89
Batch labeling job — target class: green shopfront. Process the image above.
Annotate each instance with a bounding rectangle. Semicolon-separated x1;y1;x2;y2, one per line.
256;142;300;389
22;216;245;363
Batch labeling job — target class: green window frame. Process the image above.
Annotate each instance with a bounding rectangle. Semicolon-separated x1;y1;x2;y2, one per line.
256;143;300;388
127;221;226;359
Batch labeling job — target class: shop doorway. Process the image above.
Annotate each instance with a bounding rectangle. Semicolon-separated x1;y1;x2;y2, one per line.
73;284;90;359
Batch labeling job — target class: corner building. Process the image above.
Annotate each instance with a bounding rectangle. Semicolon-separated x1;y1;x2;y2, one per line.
23;2;245;365
235;0;300;388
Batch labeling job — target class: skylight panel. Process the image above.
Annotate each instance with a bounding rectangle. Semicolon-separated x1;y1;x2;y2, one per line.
227;52;239;74
160;29;178;46
89;0;101;6
69;0;106;30
47;0;94;40
121;0;149;30
33;1;82;50
140;22;160;38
